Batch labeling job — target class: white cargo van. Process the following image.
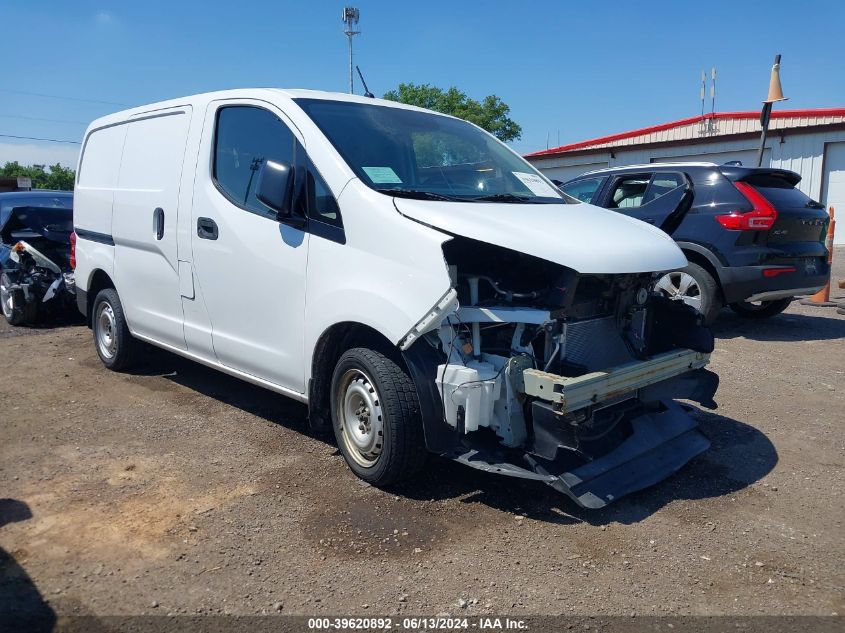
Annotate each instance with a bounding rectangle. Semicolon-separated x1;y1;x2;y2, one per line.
73;89;719;508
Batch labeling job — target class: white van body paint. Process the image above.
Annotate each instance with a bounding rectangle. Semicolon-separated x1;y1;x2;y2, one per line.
74;89;460;398
393;198;686;274
73;88;687;401
71;88;717;508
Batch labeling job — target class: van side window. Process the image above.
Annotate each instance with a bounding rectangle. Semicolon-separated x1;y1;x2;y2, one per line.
307;166;342;228
213;106;295;216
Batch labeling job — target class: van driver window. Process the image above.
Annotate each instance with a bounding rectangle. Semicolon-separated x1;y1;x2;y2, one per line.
213;106;295;215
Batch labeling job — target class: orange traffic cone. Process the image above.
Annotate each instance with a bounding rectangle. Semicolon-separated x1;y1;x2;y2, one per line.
800;206;837;307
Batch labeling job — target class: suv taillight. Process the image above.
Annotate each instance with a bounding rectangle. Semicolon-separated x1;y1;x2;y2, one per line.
69;231;77;269
715;181;778;230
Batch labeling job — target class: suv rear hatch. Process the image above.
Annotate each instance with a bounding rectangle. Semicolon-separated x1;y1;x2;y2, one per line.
718;167;829;248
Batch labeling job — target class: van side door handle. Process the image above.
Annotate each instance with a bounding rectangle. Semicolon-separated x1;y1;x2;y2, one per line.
197;217;219;240
153;207;165;240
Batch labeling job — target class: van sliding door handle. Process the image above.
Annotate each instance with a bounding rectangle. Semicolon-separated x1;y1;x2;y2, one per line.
197;217;219;240
153;207;165;240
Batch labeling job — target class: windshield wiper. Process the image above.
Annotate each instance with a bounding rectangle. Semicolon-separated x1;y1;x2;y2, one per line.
469;193;550;204
375;188;465;202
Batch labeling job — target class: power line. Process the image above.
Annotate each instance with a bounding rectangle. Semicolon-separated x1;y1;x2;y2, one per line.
0;133;81;145
0;88;128;107
0;113;87;125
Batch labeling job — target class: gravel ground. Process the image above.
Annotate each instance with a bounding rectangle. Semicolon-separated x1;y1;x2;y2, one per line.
1;250;843;621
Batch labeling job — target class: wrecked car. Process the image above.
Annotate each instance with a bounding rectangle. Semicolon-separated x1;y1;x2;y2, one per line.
73;90;718;508
0;191;75;325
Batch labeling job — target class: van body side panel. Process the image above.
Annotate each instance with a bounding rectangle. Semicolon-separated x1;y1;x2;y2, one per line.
112;108;192;349
75;123;128;239
177;98;217;359
74;123;128;297
303;182;452;381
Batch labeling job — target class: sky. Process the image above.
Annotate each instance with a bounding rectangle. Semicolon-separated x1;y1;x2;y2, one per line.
2;0;844;168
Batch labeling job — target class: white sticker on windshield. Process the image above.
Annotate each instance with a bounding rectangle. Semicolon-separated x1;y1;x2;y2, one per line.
512;171;561;198
362;166;403;184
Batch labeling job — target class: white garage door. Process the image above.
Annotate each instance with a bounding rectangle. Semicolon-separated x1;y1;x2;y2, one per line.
651;148;769;167
539;162;609;183
822;142;845;245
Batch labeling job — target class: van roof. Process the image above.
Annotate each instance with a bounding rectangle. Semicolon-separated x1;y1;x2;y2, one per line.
84;88;454;130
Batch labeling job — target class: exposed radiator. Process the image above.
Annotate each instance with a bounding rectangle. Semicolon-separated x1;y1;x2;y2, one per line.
560;316;633;372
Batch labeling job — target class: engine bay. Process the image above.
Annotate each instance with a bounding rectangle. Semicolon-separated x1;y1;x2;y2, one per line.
404;236;719;508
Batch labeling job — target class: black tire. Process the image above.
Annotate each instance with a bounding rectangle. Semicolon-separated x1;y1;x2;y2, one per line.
1;271;37;326
729;297;792;319
91;288;140;371
330;347;427;486
655;262;723;326
686;263;723;326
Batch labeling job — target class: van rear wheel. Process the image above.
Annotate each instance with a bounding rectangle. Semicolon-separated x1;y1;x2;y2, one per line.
330;347;426;486
92;288;140;371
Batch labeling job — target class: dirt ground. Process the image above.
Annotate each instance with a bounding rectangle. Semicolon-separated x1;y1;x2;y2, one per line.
1;251;843;621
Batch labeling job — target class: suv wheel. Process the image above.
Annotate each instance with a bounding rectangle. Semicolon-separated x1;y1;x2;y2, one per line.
92;288;140;370
330;347;427;486
655;263;722;325
729;297;792;319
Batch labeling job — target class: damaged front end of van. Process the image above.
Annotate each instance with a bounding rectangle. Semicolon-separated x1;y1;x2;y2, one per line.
397;213;718;509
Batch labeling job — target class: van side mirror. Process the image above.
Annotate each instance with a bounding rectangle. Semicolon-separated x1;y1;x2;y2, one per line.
256;160;296;218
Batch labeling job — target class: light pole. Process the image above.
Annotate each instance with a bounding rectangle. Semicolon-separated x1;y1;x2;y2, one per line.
342;7;360;94
757;54;787;167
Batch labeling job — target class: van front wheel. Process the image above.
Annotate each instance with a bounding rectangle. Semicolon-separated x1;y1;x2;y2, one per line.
330;347;427;486
92;288;140;371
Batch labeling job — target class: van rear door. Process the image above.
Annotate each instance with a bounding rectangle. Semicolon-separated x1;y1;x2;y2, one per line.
112;107;192;349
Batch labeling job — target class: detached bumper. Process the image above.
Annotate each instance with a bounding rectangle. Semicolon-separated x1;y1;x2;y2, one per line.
447;348;719;509
450;400;711;509
529;400;709;508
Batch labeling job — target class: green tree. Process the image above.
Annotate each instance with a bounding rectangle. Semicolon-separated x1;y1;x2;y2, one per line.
0;162;75;191
383;83;522;143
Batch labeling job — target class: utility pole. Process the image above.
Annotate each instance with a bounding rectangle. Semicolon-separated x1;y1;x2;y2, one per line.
757;54;787;167
342;7;360;94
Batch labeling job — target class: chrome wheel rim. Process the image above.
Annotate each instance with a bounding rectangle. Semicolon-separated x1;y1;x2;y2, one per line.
655;271;702;312
95;301;117;360
0;276;13;318
336;368;384;468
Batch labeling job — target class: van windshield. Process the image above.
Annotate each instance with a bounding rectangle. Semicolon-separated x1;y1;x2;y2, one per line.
294;98;568;204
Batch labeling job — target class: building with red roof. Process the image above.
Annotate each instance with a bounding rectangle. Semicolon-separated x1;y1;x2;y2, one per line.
524;108;845;243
